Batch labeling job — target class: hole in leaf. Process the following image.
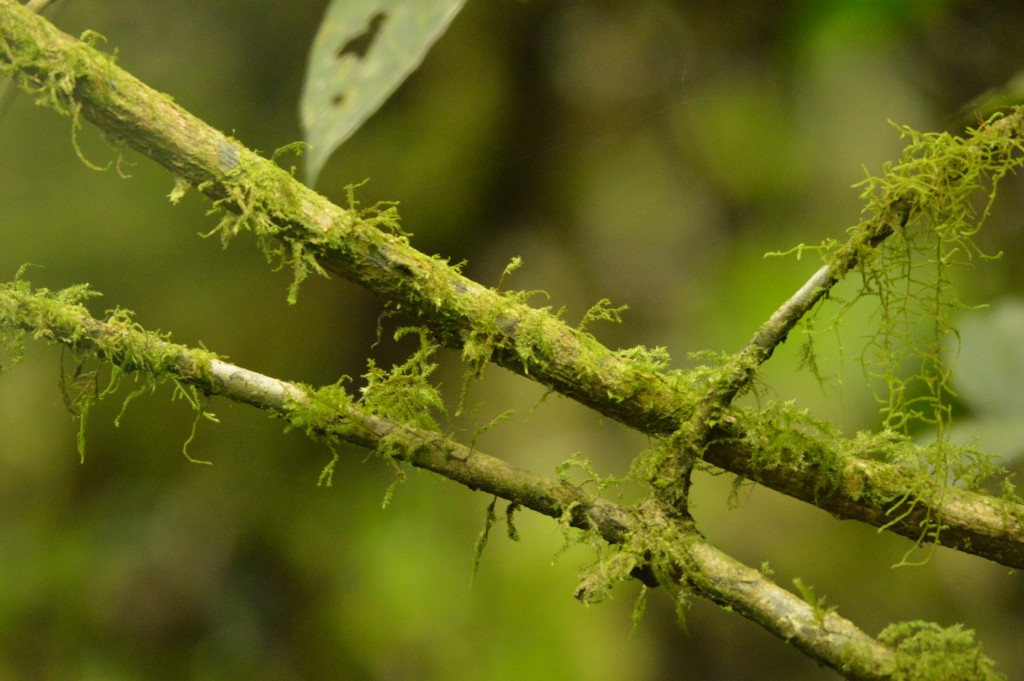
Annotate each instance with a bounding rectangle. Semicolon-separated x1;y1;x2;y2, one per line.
335;12;388;61
331;93;345;107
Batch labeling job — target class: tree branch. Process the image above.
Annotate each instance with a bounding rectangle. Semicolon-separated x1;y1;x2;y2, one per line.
0;279;903;680
1;0;1023;571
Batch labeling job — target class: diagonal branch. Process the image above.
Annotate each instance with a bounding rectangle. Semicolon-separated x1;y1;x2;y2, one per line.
699;195;913;414
0;279;902;680
1;0;1023;571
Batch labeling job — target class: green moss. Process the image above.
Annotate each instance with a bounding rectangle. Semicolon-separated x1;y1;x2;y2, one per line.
837;118;1021;440
172;380;217;465
879;621;1004;681
316;446;340;487
572;499;702;631
630;584;649;633
471;496;500;581
7;14;1024;671
761;113;1024;557
494;255;522;293
792;577;836;626
466;407;515;450
0;22;121;171
281;325;448;506
359;327;444;432
555;451;621;493
456;257;554;381
200;153;326;304
777;116;1024;437
615;345;673;373
0;277;225;463
471;497;521;581
577;298;629;336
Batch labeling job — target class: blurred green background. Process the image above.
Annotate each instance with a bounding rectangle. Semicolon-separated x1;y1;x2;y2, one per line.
3;1;1024;679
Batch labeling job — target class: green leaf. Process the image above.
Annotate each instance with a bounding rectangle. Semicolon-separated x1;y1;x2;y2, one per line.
946;298;1024;461
951;299;1024;421
300;0;467;186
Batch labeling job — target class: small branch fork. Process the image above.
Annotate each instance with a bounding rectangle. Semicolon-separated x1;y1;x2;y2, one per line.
664;196;916;514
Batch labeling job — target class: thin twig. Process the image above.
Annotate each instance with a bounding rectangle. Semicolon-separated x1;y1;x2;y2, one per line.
25;0;58;12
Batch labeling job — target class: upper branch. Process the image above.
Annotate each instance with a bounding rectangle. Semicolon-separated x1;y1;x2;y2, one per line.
2;0;1024;570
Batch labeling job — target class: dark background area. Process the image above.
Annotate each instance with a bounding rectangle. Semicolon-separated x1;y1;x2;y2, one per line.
3;1;1024;679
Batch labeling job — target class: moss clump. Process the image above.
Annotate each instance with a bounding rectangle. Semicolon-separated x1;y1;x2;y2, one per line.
879;621;1004;681
839;118;1022;436
358;327;445;433
0;274;222;463
284;325;446;504
766;114;1024;553
573;498;698;629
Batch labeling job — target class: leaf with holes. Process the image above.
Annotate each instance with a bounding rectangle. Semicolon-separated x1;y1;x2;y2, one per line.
300;0;467;186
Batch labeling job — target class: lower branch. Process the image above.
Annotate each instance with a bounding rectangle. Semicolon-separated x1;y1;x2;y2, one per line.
682;537;895;680
0;279;923;679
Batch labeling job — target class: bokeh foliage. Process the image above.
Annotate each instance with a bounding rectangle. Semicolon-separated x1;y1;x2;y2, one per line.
3;1;1024;679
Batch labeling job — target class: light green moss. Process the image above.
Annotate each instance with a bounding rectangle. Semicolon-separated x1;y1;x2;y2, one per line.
766;113;1024;555
879;621;1004;681
0;276;223;463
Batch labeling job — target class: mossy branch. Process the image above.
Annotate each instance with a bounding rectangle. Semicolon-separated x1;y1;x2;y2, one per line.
698;111;1022;413
0;277;634;540
0;279;919;680
2;0;1024;573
